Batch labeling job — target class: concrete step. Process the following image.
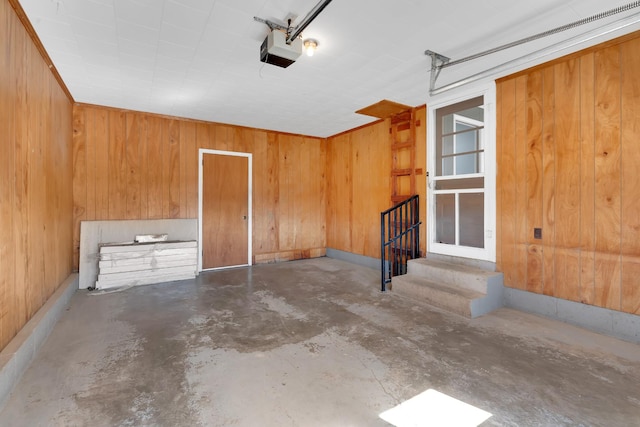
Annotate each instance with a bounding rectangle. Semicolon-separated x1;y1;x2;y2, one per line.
391;257;505;318
406;258;503;295
391;275;486;318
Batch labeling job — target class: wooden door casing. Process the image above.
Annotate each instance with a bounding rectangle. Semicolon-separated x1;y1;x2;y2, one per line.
202;153;249;269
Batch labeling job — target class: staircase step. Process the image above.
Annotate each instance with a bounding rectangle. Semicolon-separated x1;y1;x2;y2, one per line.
391;275;484;318
406;258;503;294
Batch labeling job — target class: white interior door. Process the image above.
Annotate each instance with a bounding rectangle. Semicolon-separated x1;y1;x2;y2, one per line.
428;86;496;262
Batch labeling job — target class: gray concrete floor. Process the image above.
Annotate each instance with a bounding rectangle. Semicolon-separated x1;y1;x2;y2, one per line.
1;257;639;426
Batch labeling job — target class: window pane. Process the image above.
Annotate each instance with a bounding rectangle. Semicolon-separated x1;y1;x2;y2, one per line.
455;125;477;153
456;106;484;123
459;193;484;248
442;157;454;176
436;194;455;245
442;114;455;135
456;153;477;175
436;98;484;178
442;134;454;155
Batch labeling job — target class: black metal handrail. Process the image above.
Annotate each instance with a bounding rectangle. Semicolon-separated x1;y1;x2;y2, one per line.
380;195;421;291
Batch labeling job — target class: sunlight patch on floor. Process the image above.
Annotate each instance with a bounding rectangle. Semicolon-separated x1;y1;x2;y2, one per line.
379;389;492;427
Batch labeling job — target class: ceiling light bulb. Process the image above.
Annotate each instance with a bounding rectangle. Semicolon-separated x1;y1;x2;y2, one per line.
304;39;318;57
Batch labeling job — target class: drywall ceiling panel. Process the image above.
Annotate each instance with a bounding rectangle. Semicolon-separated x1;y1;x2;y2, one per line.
17;0;640;137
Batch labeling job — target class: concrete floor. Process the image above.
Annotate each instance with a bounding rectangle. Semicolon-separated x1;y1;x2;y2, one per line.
1;258;639;426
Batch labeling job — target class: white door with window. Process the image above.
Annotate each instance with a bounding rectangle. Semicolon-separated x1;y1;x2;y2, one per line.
427;86;496;262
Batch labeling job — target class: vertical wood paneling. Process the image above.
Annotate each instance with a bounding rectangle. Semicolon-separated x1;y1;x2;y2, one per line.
325;108;424;261
350;127;368;256
147;116;164;219
277;135;298;251
159;120;173;218
233;127;251;153
351;122;390;258
265;132;280;253
326;133;352;252
44;75;59;295
184;122;197;217
12;19;29;339
525;70;543;293
164;119;180;218
495;85;503;270
620;38;640;314
27;48;46;316
275;134;325;253
55;90;73;286
1;1;73;351
179;121;197;218
201;123;215;150
74;104;416;273
138;116;149;219
317;138;327;251
72;108;86;270
85;108;96;222
252;132;279;255
215;124;234;151
278;135;297;250
0;0;16;346
72;106;326;266
500;79;517;288
541;66;556;296
594;45;621;310
579;53;596;305
497;32;640;314
514;76;528;290
125;113;141;219
94;109;110;220
554;59;581;302
108;110;126;219
300;137;326;250
195;122;211;151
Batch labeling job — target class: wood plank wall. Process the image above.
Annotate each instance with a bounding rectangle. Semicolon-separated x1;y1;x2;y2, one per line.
0;0;74;351
326;106;427;259
72;105;326;269
496;32;640;314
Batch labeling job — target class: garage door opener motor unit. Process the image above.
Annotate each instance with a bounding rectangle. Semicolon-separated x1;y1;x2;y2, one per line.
260;30;302;68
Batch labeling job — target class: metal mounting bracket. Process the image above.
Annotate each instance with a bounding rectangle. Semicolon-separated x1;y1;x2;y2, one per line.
253;16;288;32
253;0;333;44
424;50;450;95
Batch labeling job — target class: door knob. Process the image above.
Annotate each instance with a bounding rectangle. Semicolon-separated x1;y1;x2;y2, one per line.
242;215;247;220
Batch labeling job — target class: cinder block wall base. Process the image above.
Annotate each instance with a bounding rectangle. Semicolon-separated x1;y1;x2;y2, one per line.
0;275;78;410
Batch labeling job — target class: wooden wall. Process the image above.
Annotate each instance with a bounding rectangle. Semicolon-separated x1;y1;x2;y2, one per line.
72;105;326;268
496;32;640;314
326;106;427;259
0;0;74;351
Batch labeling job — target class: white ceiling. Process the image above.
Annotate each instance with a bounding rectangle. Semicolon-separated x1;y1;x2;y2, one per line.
18;0;640;137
